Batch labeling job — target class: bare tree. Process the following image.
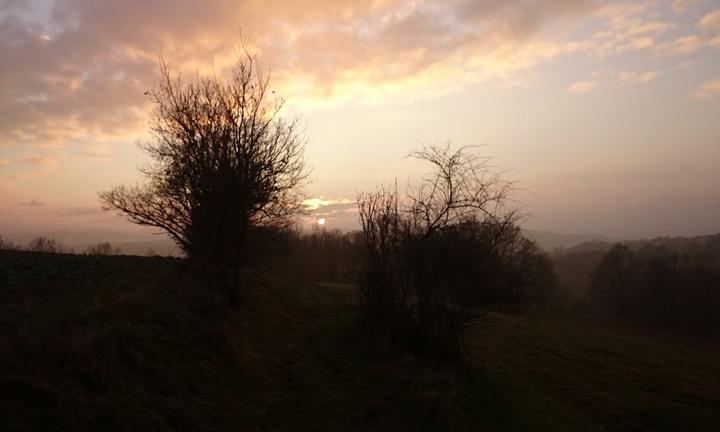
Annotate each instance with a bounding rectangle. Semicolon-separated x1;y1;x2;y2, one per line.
592;243;635;316
0;235;17;250
100;50;309;304
356;144;549;358
406;144;516;237
86;242;121;256
28;237;65;254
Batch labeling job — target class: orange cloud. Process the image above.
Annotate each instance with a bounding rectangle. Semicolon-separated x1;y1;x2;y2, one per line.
16;156;59;176
1;0;716;189
618;70;658;84
302;197;354;211
656;34;704;55
699;10;720;30
673;0;702;13
588;2;674;55
568;80;599;94
2;0;602;147
692;79;720;99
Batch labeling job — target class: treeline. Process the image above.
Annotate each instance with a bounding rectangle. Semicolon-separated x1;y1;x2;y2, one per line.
265;229;361;283
590;237;720;338
0;235;123;256
268;225;556;300
551;234;720;339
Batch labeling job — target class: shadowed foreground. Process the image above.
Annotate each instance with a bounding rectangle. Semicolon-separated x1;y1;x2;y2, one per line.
1;250;719;431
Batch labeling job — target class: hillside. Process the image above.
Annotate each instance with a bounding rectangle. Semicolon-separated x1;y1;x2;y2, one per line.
551;233;720;310
1;251;719;430
522;230;617;251
3;227;621;257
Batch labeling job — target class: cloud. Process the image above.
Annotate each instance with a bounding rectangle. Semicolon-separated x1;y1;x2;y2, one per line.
568;80;599;94
651;10;720;55
300;196;358;229
588;2;674;55
58;206;104;216
21;199;45;207
617;70;658;84
0;0;598;148
699;9;720;30
587;68;658;90
16;155;59;175
84;143;112;160
672;0;702;13
303;206;358;231
692;79;720;99
302;197;354;211
21;155;56;167
656;34;704;55
0;0;715;179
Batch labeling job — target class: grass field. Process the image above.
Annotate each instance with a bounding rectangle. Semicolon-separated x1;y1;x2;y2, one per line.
1;250;719;431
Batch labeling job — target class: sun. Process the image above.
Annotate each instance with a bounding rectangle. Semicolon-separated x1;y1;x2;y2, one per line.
317;217;326;226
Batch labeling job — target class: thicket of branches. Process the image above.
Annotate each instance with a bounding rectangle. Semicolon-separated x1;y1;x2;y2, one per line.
264;229;361;283
0;235;18;251
28;236;68;254
592;240;720;338
356;144;554;358
86;242;122;256
100;50;308;305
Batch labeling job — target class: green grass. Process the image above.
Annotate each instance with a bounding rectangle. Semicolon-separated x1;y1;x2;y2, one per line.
1;250;719;430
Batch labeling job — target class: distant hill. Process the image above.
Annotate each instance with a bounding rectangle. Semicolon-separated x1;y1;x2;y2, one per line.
550;232;720;306
522;229;617;251
5;227;717;259
625;233;720;255
560;232;720;255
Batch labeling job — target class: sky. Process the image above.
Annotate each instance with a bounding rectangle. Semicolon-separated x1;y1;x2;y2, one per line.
1;0;719;240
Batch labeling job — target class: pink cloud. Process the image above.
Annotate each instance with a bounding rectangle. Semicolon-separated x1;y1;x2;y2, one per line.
699;10;720;30
693;79;720;99
656;34;704;55
568;80;598;94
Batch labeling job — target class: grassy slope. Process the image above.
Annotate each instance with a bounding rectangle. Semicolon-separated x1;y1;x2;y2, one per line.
464;314;720;431
1;251;719;431
0;251;456;431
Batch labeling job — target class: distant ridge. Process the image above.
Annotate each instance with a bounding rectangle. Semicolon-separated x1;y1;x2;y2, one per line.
4;228;717;258
552;232;720;255
6;228;607;256
522;229;617;251
2;230;180;256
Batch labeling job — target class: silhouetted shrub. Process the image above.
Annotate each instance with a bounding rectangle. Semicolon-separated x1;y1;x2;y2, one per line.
0;235;19;251
86;242;121;256
100;48;309;306
27;236;66;254
356;144;554;359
